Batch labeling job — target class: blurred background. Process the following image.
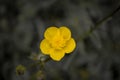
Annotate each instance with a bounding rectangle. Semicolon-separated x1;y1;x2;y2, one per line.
0;0;120;80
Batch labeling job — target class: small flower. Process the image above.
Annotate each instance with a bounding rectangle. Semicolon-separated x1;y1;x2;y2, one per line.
40;26;76;61
16;64;26;75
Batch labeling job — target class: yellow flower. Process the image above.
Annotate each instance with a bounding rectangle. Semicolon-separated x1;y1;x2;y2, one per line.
40;26;76;61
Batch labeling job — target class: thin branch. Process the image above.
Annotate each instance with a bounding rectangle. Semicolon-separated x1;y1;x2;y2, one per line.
81;5;120;40
65;5;120;70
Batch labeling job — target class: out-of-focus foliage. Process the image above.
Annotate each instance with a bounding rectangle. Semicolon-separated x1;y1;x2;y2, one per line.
0;0;120;80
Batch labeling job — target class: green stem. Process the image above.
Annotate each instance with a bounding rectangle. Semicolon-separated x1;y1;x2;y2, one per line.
78;5;120;41
28;57;51;70
65;5;120;70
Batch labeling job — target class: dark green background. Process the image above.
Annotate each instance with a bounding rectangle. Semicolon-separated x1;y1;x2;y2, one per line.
0;0;120;80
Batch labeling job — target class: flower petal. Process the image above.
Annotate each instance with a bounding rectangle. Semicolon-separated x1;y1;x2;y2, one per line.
64;38;76;53
50;49;65;61
40;39;52;55
44;27;59;40
59;26;71;40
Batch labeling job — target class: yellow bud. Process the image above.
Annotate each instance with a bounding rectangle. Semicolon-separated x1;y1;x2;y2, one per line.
16;64;26;75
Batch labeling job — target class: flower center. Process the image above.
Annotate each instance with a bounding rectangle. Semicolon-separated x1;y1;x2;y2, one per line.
51;36;66;49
